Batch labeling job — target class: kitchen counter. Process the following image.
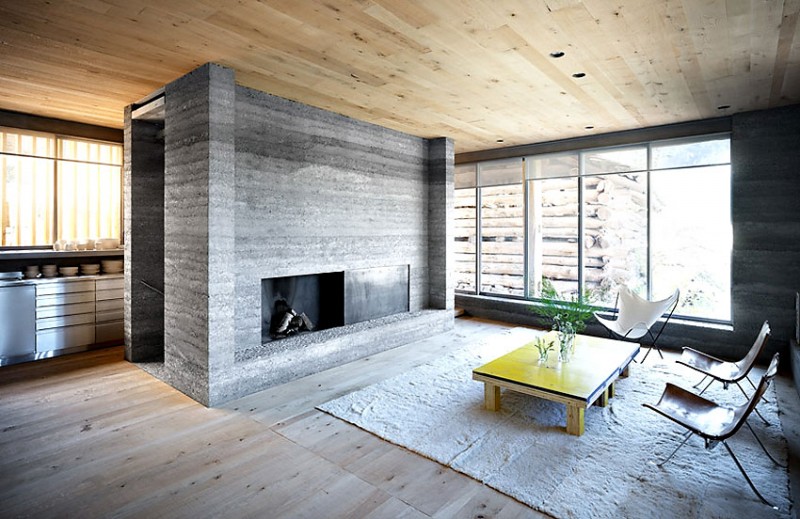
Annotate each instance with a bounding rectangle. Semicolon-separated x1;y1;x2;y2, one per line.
0;273;125;366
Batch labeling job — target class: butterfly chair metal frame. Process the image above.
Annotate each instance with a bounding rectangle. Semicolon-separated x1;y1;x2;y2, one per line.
677;321;771;425
594;287;680;363
644;352;784;508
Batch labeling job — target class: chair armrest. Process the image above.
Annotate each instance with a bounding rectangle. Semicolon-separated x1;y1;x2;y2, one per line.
681;346;727;364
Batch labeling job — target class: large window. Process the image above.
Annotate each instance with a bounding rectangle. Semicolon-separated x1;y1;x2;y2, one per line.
453;159;525;297
0;128;122;247
454;164;477;292
454;134;732;322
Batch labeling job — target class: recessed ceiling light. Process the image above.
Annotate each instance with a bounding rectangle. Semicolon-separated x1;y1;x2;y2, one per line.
496;139;504;143
585;126;594;130
717;105;731;110
572;72;586;78
350;73;360;79
550;51;565;58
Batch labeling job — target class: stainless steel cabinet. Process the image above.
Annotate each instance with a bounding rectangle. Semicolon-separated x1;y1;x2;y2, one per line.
36;281;96;352
0;275;125;366
95;277;123;343
0;285;36;359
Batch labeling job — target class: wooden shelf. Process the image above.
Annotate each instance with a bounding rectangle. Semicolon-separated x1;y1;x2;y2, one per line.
0;249;123;261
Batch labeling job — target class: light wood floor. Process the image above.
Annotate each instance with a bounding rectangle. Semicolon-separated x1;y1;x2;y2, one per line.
0;317;548;519
3;317;797;518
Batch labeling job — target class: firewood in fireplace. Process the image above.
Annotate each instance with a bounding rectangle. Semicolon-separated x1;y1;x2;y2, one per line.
271;299;316;338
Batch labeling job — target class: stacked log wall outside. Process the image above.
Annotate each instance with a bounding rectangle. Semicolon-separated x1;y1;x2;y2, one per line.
454;170;648;299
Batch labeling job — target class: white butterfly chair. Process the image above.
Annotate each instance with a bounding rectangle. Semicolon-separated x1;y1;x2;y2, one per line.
594;286;680;363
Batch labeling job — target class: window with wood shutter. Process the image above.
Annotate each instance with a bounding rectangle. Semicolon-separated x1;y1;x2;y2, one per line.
0;127;122;247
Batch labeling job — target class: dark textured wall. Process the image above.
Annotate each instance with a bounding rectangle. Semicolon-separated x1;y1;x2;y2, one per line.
428;137;455;310
458;104;800;360
730;105;800;352
124;108;165;362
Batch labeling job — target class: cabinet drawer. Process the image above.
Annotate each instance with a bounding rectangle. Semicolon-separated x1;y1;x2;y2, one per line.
37;291;95;307
95;321;123;343
36;313;95;331
36;301;96;319
96;288;123;301
36;324;95;352
96;309;123;323
36;281;95;296
96;298;123;312
96;277;124;291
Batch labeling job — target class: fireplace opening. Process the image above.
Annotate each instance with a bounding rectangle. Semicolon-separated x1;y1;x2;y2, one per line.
261;265;410;344
261;272;344;343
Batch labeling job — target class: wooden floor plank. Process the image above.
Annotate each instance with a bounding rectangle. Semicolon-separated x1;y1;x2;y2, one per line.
3;391;196;480
0;377;178;450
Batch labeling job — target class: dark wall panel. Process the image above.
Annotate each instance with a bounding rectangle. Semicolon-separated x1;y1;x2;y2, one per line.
731;104;800;352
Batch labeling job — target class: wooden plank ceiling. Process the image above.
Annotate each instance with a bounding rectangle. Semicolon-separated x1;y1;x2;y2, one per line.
0;0;798;153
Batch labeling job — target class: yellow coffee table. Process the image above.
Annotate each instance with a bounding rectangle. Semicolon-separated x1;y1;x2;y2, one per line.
472;333;639;436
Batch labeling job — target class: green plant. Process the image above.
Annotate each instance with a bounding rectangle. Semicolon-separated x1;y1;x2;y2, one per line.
535;278;597;335
532;336;554;360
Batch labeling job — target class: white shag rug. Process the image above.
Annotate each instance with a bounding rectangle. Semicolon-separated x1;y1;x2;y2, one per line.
318;327;791;519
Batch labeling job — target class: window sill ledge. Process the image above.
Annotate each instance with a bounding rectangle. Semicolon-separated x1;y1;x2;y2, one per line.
456;292;733;333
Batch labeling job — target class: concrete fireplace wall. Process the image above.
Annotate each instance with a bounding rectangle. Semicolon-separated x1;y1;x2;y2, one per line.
126;63;454;406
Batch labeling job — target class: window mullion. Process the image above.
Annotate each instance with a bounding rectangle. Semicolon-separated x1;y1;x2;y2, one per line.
53;137;59;244
577;155;585;300
646;142;653;300
475;174;482;294
523;160;530;299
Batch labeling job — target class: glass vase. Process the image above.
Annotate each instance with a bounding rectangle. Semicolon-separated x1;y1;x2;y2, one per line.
537;350;549;365
558;332;575;363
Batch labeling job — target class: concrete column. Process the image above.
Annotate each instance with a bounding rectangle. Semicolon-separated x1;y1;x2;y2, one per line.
123;106;165;362
163;64;236;406
427;137;455;310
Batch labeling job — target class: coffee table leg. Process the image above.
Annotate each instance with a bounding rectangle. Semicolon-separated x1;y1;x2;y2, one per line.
566;405;585;436
484;383;501;411
596;388;609;407
608;381;616;399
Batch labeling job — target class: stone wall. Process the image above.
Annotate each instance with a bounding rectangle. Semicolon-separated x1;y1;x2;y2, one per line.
233;85;434;357
159;64;237;405
126;63;454;406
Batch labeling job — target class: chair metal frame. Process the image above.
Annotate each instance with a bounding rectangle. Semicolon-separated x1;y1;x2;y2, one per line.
677;321;771;424
595;287;680;363
644;352;784;508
